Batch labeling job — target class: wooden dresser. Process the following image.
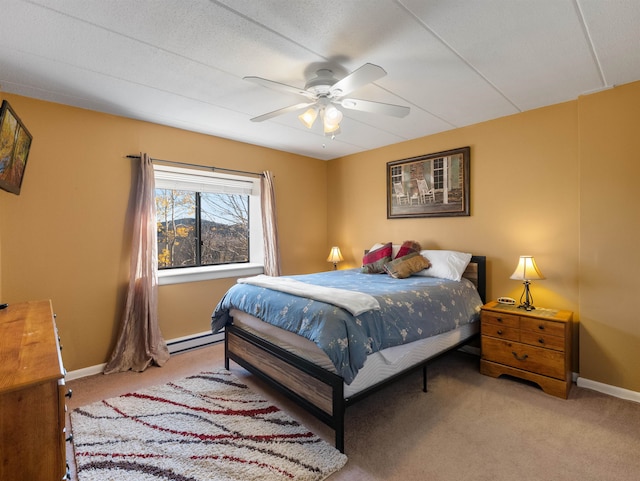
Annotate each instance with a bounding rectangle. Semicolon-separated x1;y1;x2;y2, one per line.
480;300;573;398
0;300;70;480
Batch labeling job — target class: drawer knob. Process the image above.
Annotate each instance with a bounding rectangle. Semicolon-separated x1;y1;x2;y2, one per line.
497;330;503;335
65;389;73;399
538;338;545;344
497;317;503;323
538;324;545;330
66;433;73;443
512;351;529;361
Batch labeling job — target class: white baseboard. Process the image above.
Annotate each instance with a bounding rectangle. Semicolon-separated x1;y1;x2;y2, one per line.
66;330;223;381
66;363;107;381
577;376;640;404
166;330;224;354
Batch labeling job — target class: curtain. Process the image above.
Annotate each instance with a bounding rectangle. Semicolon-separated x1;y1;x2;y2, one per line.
261;170;281;276
104;153;170;374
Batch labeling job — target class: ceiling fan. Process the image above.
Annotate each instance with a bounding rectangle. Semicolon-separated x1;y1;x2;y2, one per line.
244;63;410;137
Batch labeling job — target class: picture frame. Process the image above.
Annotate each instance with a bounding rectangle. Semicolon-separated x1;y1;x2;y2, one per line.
387;146;470;218
0;100;33;195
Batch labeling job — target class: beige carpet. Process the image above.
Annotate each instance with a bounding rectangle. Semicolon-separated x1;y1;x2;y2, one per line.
67;343;640;481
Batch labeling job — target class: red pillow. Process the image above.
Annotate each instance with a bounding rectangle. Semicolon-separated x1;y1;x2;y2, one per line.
362;242;392;265
395;240;422;259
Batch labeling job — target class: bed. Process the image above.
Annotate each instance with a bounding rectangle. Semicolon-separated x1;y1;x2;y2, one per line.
211;248;486;453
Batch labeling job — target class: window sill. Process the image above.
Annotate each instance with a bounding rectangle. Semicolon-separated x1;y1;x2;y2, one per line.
158;263;264;285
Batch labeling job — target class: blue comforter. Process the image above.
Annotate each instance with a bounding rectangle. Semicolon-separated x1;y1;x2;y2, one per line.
211;269;482;384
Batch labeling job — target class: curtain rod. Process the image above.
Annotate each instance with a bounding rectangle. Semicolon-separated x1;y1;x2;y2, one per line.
125;155;264;178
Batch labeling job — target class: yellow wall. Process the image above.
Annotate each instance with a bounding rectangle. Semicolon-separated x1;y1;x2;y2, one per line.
0;94;327;371
2;80;639;393
578;82;640;391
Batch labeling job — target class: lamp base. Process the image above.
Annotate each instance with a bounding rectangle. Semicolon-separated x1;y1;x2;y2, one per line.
517;303;536;311
518;281;536;311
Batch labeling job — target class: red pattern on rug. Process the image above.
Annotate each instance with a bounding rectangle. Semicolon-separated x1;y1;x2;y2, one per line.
71;370;347;481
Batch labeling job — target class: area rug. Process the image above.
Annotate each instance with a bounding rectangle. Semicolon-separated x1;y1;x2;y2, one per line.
70;370;347;481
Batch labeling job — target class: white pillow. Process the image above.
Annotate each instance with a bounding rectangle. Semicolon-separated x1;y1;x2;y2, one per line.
415;250;472;281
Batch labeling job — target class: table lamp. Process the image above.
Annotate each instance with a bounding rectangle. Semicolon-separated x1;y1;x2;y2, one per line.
327;246;344;270
510;255;545;311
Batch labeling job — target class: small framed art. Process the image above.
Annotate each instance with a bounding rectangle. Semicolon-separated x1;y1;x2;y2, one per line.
0;100;32;195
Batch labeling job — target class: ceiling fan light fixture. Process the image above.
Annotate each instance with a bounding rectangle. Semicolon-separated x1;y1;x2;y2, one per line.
323;104;343;136
323;117;341;135
324;125;341;138
246;62;409;139
298;107;318;128
324;104;343;126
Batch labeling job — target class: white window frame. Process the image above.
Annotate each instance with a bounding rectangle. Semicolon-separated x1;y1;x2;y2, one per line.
153;165;264;285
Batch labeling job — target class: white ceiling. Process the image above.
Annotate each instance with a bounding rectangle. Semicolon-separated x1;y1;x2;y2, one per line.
1;0;639;161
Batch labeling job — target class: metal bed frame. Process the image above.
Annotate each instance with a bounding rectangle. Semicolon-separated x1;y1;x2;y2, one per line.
224;256;486;453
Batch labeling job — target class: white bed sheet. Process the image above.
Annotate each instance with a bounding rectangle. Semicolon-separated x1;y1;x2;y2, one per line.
229;309;479;398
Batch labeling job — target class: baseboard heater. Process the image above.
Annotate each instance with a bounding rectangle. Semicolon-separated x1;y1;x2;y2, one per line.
167;330;224;354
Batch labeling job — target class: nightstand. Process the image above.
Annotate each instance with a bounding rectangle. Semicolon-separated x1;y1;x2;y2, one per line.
480;301;573;398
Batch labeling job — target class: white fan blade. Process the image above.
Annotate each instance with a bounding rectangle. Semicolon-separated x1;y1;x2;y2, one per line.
340;98;410;118
244;76;314;99
250;102;316;122
330;63;387;97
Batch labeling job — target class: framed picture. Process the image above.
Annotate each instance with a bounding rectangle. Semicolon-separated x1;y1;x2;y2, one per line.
387;146;470;218
0;100;33;195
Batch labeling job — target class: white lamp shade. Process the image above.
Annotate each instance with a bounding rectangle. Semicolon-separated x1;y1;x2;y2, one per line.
298;107;318;128
327;246;344;263
324;125;341;137
323;112;342;134
324;105;343;126
510;256;545;281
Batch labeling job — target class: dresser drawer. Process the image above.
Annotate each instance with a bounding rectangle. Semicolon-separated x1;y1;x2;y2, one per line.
481;337;565;380
520;317;565;338
520;330;565;351
481;311;519;328
481;322;519;342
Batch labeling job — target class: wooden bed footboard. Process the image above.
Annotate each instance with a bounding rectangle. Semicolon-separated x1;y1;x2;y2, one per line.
225;323;348;451
224;255;486;453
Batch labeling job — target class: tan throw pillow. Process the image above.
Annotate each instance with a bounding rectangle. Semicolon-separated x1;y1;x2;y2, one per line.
383;252;432;279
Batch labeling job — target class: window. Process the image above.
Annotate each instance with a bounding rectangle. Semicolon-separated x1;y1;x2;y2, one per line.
390;165;403;185
433;157;444;190
154;165;264;285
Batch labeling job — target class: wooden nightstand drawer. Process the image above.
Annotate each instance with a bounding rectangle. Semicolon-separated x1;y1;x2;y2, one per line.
520;317;565;338
481;337;565;380
520;330;565;351
481;310;519;328
481;322;519;341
